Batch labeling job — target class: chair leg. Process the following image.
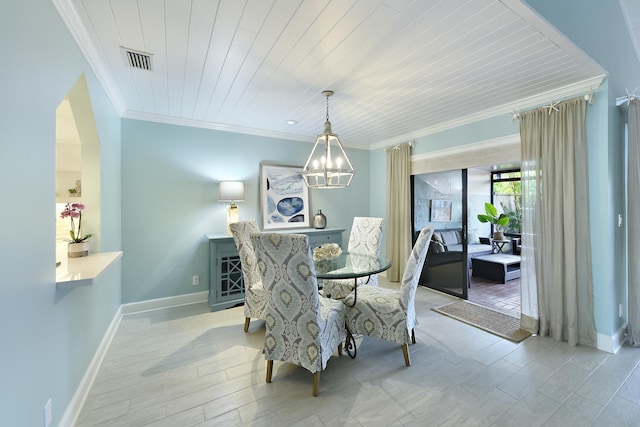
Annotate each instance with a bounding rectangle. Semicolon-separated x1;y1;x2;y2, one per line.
402;344;411;366
244;317;251;332
338;342;343;356
312;371;320;396
411;328;416;344
266;360;273;383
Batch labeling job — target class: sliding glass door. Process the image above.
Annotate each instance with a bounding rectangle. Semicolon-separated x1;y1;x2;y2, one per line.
412;169;468;298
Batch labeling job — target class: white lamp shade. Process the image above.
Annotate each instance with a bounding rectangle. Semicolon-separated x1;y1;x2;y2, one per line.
218;181;245;202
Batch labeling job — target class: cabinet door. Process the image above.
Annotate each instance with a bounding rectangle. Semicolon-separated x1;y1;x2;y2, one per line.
209;238;246;311
215;250;244;303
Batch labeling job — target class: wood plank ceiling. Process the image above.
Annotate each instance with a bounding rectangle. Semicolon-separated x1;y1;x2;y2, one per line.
56;0;607;148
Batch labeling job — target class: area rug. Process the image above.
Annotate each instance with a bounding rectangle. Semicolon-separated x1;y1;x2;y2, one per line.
432;300;531;343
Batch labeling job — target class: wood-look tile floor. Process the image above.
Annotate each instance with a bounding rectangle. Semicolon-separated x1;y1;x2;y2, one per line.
77;278;640;426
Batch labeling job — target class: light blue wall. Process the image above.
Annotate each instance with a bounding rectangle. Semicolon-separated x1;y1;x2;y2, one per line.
121;119;370;303
0;1;122;426
2;1;638;424
412;115;520;155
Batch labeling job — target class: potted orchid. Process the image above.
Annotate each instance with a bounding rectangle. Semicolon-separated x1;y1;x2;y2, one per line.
60;202;93;257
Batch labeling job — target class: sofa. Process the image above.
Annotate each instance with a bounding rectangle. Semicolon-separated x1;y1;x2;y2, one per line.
418;228;493;287
428;229;492;257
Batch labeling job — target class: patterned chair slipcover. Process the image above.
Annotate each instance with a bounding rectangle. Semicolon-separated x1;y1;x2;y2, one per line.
250;232;347;396
343;226;434;366
323;217;384;300
229;220;267;332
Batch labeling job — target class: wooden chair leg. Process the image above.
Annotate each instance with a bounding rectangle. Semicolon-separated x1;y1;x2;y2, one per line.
402;344;411;366
312;371;320;396
244;317;251;332
338;343;343;356
266;360;273;383
411;329;416;344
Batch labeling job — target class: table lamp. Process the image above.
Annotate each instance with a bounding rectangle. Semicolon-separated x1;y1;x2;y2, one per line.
218;181;245;235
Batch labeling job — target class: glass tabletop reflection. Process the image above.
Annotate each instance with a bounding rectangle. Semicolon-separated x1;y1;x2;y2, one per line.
313;252;391;280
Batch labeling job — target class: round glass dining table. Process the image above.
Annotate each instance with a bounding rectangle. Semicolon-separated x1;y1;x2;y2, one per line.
313;252;392;281
313;252;391;358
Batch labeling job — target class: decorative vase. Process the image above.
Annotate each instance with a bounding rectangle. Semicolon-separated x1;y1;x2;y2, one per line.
493;231;504;241
313;210;327;229
68;242;89;258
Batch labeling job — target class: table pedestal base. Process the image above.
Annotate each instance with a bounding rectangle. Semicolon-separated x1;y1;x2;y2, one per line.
345;328;357;358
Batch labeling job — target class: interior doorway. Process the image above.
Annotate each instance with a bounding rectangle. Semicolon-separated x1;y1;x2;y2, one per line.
413;164;522;317
412;169;468;299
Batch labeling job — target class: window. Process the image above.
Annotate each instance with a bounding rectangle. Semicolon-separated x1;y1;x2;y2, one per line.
492;169;521;235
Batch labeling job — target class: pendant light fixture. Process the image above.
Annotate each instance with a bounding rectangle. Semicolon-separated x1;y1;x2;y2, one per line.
302;90;354;188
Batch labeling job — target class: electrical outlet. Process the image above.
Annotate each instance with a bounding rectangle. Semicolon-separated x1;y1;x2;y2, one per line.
44;398;52;427
192;275;200;286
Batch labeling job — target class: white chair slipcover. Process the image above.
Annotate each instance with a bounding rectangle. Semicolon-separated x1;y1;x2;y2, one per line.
323;217;384;299
250;232;346;396
343;226;433;366
229;220;267;332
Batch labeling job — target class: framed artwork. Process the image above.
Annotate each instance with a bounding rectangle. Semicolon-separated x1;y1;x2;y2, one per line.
260;163;310;230
430;199;452;222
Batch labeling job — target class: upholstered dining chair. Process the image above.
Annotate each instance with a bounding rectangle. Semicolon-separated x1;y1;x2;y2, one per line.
343;225;433;366
250;232;346;396
229;220;266;332
323;217;384;299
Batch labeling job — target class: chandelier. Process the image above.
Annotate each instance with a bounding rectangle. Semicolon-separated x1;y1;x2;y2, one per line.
302;90;354;188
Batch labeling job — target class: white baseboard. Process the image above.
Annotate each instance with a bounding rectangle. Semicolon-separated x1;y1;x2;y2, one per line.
596;322;627;354
121;291;209;315
59;291;209;426
58;305;123;427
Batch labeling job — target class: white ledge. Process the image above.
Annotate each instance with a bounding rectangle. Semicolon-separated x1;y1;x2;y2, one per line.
56;251;123;289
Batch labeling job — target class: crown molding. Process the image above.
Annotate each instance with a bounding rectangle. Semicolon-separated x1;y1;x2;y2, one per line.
124;73;602;152
411;134;520;162
122;110;374;150
52;0;126;116
122;110;314;143
371;75;605;151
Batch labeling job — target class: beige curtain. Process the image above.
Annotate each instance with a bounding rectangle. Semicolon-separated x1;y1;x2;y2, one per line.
628;99;640;346
386;143;412;282
519;97;596;347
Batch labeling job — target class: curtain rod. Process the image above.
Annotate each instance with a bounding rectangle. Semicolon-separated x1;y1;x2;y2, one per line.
383;141;413;152
512;88;595;121
616;88;639;107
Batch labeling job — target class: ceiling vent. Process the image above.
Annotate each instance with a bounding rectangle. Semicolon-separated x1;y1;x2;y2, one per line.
120;47;153;71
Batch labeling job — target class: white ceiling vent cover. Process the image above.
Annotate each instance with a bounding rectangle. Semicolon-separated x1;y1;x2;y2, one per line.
120;47;153;71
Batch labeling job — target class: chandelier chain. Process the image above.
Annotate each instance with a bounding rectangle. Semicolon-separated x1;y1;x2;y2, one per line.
326;94;330;122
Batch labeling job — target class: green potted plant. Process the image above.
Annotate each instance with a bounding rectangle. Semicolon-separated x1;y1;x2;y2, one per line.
477;202;510;241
